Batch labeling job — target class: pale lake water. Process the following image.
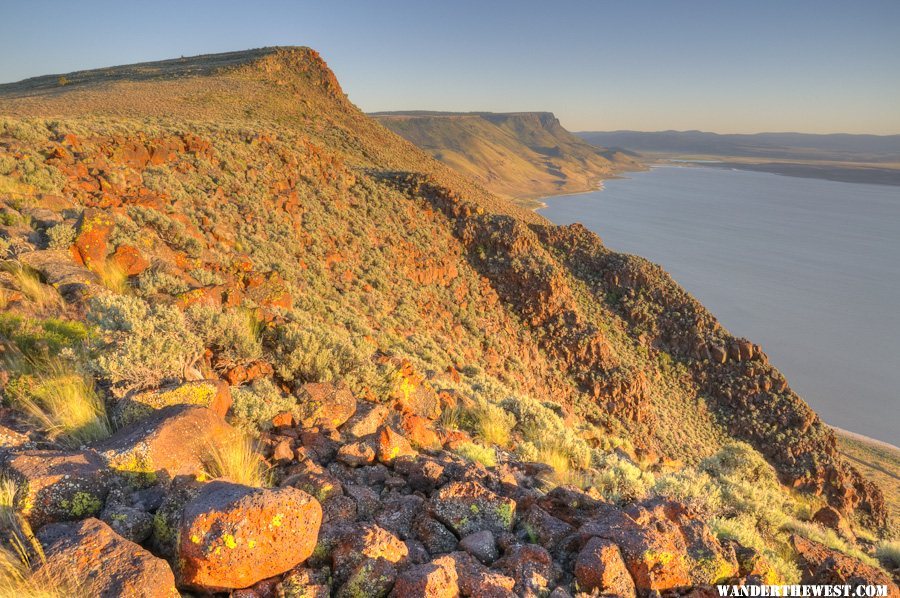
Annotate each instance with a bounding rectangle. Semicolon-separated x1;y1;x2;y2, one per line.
539;166;900;446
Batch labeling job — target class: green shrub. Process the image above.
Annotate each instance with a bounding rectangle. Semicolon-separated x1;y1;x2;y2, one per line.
590;452;656;503
267;321;363;385
45;223;75;250
875;540;900;569
501;395;591;470
88;295;202;394
6;361;111;446
455;441;497;468
188;305;263;364
230;378;297;429
449;397;515;448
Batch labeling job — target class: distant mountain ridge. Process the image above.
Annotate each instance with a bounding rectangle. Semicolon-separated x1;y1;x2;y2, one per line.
578;130;900;163
372;110;641;204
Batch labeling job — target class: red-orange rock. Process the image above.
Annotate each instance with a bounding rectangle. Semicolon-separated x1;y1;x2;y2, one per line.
575;537;636;597
97;405;235;482
74;207;114;268
37;518;178;597
390;556;459;598
177;481;322;591
296;382;357;429
376;425;417;464
400;413;442;449
110;244;149;276
2;449;110;527
792;535;899;597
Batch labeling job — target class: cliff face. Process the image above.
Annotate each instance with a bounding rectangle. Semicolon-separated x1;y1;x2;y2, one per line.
0;47;892;594
372;110;641;203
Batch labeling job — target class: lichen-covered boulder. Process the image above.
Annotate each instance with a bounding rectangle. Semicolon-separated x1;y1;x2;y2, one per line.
96;404;235;483
332;522;409;597
36;518;178;597
574;537;636;597
296;381;357;428
390;555;459;598
792;535;899;597
430;481;516;536
376;425;417;464
177;480;322;591
112;380;232;426
2;449;111;527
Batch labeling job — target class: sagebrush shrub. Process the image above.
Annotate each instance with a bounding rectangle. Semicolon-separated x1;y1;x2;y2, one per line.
45;223;75;250
88;294;202;393
230;378;298;429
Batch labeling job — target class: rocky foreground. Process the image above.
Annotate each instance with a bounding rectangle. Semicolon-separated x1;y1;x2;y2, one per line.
2;379;897;597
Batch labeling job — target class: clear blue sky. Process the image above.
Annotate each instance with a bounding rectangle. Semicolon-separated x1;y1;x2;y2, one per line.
2;0;899;134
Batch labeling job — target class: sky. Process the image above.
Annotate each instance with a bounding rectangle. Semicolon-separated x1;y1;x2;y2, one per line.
1;0;899;134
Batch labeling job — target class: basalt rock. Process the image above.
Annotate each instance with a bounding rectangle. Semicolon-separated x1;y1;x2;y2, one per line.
36;518;178;597
176;481;322;591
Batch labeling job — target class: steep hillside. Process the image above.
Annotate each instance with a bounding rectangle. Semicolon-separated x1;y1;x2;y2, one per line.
373;111;641;205
0;48;894;595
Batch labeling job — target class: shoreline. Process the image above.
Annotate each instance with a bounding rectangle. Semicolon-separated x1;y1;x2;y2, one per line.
831;426;900;452
529;177;609;213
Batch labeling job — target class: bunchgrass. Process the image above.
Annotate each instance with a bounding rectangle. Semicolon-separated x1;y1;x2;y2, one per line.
875;539;900;569
454;441;497;468
203;433;270;488
93;259;129;295
9;360;111;447
11;268;59;310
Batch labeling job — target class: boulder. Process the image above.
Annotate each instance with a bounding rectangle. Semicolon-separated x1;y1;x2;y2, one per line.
337;439;376;467
376;425;417;464
448;551;516;598
341;402;389;438
521;505;573;551
296;382;357;428
792;535;899;596
578;499;737;591
811;505;856;541
2;449;110;527
332;523;409;597
574;537;636;597
36;518;177;597
18;249;100;296
390;556;459;598
400;413;442;449
74;208;114;268
110;244;149;276
459;529;498;564
430;481;516;536
177;480;322;590
413;514;459;555
494;543;555;597
100;502;154;544
281;565;331;598
97;405;235;483
112;380;232;426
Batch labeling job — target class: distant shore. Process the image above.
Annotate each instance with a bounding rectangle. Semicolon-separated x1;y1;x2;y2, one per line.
832;426;900;452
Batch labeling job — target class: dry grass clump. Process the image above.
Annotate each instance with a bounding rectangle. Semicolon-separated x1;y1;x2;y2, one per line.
8;363;111;447
0;544;88;598
454;441;497;468
93;259;129;294
875;540;900;569
203;433;270;488
10;268;59;310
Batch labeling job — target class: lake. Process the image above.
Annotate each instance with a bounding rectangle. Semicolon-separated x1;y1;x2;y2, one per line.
539;166;900;446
